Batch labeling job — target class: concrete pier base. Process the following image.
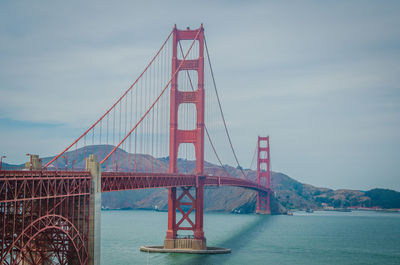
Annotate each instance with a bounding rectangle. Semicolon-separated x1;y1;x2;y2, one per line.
86;155;101;265
164;238;206;250
140;246;231;254
256;210;271;215
142;237;229;254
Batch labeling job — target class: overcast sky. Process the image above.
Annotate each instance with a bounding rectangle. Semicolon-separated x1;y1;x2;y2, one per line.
1;1;399;191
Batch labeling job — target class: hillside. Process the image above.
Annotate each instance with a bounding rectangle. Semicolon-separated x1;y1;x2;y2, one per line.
3;145;400;213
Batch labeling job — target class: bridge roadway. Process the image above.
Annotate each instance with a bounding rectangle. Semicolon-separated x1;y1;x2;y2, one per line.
0;170;269;200
101;172;270;193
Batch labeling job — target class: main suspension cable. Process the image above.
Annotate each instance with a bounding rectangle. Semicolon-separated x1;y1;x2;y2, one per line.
178;41;232;177
204;35;246;178
44;29;174;168
246;141;258;178
101;29;202;165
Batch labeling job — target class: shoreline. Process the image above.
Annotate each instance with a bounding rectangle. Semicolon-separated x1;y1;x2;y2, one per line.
100;207;400;214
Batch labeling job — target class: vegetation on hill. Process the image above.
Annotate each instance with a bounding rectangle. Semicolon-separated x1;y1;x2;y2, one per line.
365;189;400;209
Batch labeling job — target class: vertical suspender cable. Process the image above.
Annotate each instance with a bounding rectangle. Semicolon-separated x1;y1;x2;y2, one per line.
204;35;246;178
100;30;201;165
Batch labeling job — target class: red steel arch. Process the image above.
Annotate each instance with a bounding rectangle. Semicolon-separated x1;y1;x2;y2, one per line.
0;170;91;265
3;214;88;265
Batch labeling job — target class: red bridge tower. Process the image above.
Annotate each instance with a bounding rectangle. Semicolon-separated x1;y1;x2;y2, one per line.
164;25;206;250
256;136;271;214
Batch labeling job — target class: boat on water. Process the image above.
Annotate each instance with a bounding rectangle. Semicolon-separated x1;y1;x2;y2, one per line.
306;208;314;213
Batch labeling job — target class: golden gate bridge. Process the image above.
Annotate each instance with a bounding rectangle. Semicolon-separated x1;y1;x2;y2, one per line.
0;25;271;264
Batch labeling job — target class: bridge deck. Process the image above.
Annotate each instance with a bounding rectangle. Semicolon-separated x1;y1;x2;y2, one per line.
0;170;269;196
101;172;269;193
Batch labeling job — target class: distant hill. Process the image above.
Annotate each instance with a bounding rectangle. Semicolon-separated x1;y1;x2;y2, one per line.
1;162;24;170
3;145;400;213
365;189;400;209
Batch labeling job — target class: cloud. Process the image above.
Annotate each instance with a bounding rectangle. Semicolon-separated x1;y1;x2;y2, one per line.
0;0;399;190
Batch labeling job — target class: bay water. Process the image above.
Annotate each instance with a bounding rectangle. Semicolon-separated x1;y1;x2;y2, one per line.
101;210;400;265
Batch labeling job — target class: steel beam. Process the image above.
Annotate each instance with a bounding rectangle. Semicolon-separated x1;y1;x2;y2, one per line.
0;170;91;265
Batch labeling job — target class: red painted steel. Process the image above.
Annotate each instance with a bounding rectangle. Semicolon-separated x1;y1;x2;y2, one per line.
167;25;206;241
102;172;197;191
101;172;270;193
0;170;91;265
256;136;271;214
